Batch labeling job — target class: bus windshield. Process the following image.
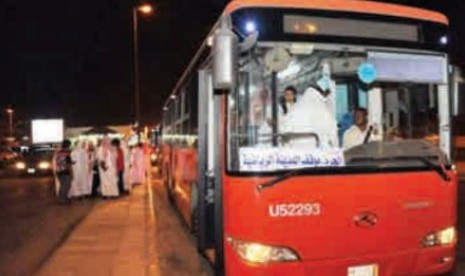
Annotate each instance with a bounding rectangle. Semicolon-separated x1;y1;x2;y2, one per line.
227;43;449;173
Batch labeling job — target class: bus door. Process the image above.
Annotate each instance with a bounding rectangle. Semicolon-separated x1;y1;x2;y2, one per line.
197;69;224;269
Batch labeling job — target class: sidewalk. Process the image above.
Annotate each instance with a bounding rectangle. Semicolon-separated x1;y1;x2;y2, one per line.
37;175;211;276
38;185;155;276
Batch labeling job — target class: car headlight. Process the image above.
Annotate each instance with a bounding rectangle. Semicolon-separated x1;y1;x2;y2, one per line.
38;161;51;170
16;162;26;170
227;236;300;264
422;227;456;247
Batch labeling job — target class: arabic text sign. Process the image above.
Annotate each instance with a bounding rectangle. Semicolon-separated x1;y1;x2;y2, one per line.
239;147;345;171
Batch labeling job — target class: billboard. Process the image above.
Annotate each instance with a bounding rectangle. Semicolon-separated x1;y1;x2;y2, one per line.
32;119;64;144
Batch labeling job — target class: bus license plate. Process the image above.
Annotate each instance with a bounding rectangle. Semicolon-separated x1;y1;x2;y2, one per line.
27;168;36;174
348;264;378;276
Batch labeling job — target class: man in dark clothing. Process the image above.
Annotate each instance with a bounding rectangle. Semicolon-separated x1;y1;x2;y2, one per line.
112;138;126;196
89;141;101;198
54;140;74;204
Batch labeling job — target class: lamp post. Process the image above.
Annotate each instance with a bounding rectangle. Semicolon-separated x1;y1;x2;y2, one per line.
6;108;14;137
132;3;153;136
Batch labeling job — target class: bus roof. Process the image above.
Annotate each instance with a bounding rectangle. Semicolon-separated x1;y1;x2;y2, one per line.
225;0;448;25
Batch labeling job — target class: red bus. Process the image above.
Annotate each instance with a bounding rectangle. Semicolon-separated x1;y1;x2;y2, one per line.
160;0;461;275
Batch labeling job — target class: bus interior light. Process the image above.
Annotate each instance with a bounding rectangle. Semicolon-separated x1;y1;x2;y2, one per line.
277;63;301;79
289;43;315;55
228;237;300;264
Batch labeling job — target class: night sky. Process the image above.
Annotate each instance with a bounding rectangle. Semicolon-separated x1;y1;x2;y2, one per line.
1;0;464;127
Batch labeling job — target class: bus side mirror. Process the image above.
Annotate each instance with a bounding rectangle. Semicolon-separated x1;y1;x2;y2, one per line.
452;66;464;116
212;17;238;93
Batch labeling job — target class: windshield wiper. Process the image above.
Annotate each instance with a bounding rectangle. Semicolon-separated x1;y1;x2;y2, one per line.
417;156;451;181
256;168;315;192
349;155;451;181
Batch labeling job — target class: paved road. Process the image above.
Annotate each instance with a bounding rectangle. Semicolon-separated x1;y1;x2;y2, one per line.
0;174;95;276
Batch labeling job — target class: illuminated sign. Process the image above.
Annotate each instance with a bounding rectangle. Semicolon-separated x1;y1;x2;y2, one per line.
239;147;345;172
284;15;419;42
32;119;64;144
367;52;447;84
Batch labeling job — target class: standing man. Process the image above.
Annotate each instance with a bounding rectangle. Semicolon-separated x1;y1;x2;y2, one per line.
90;140;101;197
54;140;74;204
129;143;146;185
121;140;132;193
98;136;119;198
70;141;90;199
112;138;126;196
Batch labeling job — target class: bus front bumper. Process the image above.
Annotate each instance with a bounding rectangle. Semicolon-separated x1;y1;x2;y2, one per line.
225;244;455;276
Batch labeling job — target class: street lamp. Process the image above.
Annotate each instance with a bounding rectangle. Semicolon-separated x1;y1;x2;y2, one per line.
6;108;14;137
138;4;153;14
132;3;154;132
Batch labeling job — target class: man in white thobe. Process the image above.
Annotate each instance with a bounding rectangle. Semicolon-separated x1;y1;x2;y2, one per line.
97;137;119;198
121;140;132;193
69;141;90;198
129;144;146;185
85;142;95;196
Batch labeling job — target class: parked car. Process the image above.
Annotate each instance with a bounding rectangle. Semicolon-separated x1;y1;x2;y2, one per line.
11;146;55;176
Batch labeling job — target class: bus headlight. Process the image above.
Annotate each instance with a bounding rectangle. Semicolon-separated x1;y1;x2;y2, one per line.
38;161;51;170
227;237;300;264
422;227;456;247
16;161;26;170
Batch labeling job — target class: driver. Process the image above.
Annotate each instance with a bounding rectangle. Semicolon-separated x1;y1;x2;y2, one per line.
343;108;376;149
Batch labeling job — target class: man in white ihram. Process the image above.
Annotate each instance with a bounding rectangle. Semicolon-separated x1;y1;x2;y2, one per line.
281;63;339;149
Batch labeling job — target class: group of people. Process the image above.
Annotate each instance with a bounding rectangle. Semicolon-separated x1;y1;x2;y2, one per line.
53;136;148;204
